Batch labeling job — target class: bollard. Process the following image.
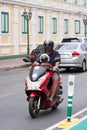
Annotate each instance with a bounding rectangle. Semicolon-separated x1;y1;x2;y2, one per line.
67;75;75;122
57;75;79;129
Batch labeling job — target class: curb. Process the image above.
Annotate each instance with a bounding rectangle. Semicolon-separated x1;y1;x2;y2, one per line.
0;63;31;71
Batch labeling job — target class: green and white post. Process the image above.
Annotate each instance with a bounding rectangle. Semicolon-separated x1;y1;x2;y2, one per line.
67;75;75;122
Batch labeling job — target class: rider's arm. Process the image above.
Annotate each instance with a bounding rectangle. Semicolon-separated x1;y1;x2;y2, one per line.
32;61;40;66
52;51;61;71
41;62;52;68
32;53;41;66
53;61;60;71
29;61;39;70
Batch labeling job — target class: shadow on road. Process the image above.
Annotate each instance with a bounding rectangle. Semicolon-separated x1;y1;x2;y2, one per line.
59;68;87;74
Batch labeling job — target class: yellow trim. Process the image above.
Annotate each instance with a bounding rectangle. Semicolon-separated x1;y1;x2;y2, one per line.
57;118;79;129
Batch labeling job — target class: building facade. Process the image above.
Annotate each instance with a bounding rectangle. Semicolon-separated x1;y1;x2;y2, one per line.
0;0;87;57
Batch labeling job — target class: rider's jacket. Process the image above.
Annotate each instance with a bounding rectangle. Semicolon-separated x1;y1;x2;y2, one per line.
36;50;61;66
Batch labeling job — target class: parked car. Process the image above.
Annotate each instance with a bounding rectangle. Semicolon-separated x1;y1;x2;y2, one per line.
29;43;58;62
55;42;87;71
61;37;87;48
78;37;87;48
61;37;79;43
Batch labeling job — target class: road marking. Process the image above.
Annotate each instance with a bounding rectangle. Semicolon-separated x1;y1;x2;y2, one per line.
57;118;79;129
45;107;87;130
64;116;87;130
0;92;14;98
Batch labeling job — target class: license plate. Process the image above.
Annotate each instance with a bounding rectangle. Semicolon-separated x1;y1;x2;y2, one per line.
61;54;69;58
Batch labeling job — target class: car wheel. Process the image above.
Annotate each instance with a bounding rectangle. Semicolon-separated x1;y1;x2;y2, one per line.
82;61;86;72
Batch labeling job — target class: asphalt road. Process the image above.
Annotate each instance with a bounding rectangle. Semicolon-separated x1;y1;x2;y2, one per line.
0;68;87;130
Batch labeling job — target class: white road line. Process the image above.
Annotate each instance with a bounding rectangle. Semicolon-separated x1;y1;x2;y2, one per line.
45;107;87;130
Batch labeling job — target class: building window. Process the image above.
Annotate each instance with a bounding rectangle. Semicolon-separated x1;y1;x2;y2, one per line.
52;18;57;34
38;16;44;34
86;25;87;33
84;24;87;35
21;15;27;34
38;0;44;3
1;12;9;33
64;19;68;34
75;20;80;34
84;0;87;5
74;0;78;4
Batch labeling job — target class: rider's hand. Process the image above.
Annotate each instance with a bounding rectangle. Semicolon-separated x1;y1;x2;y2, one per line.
32;61;39;66
53;66;58;71
41;63;52;68
29;66;32;70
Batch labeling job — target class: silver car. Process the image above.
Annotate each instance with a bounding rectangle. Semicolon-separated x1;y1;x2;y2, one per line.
78;37;87;48
55;42;87;71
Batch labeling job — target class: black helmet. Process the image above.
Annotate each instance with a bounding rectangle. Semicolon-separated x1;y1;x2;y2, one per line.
43;39;54;53
40;53;50;63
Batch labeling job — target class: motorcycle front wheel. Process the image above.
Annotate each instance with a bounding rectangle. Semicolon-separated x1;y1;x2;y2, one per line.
29;97;40;118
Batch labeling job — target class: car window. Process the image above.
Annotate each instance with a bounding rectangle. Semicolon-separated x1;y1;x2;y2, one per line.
78;38;82;42
55;44;63;50
85;44;87;49
81;44;87;51
61;38;79;43
36;45;43;49
58;44;78;51
84;39;87;43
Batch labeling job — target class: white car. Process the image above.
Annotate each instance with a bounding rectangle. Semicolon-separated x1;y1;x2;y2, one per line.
55;42;87;71
61;37;87;48
78;37;87;48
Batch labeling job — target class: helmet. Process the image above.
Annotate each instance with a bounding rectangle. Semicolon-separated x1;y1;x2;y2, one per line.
40;53;50;63
43;39;54;53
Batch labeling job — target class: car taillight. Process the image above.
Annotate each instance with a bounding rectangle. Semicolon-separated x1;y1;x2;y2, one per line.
30;52;35;57
72;51;80;57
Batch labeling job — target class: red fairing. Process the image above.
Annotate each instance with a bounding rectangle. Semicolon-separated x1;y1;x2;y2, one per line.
40;71;53;89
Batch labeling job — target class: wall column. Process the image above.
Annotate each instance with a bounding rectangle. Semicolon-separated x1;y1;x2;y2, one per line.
59;12;63;42
14;5;18;55
46;10;51;39
31;8;36;50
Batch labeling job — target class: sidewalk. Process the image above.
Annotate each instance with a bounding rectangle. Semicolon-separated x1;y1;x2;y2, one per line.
0;58;30;71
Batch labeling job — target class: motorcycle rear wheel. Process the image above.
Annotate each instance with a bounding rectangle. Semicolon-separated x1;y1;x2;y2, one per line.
29;97;40;118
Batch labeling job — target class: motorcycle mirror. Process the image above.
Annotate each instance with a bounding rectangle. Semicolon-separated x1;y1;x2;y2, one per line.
23;56;31;63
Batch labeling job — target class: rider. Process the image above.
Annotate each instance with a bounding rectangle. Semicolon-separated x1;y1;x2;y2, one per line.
33;39;61;103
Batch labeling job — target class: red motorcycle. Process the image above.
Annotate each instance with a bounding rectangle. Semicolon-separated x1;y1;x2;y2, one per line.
24;64;63;118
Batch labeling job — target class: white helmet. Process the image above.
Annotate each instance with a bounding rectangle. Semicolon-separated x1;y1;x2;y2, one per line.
40;53;50;63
